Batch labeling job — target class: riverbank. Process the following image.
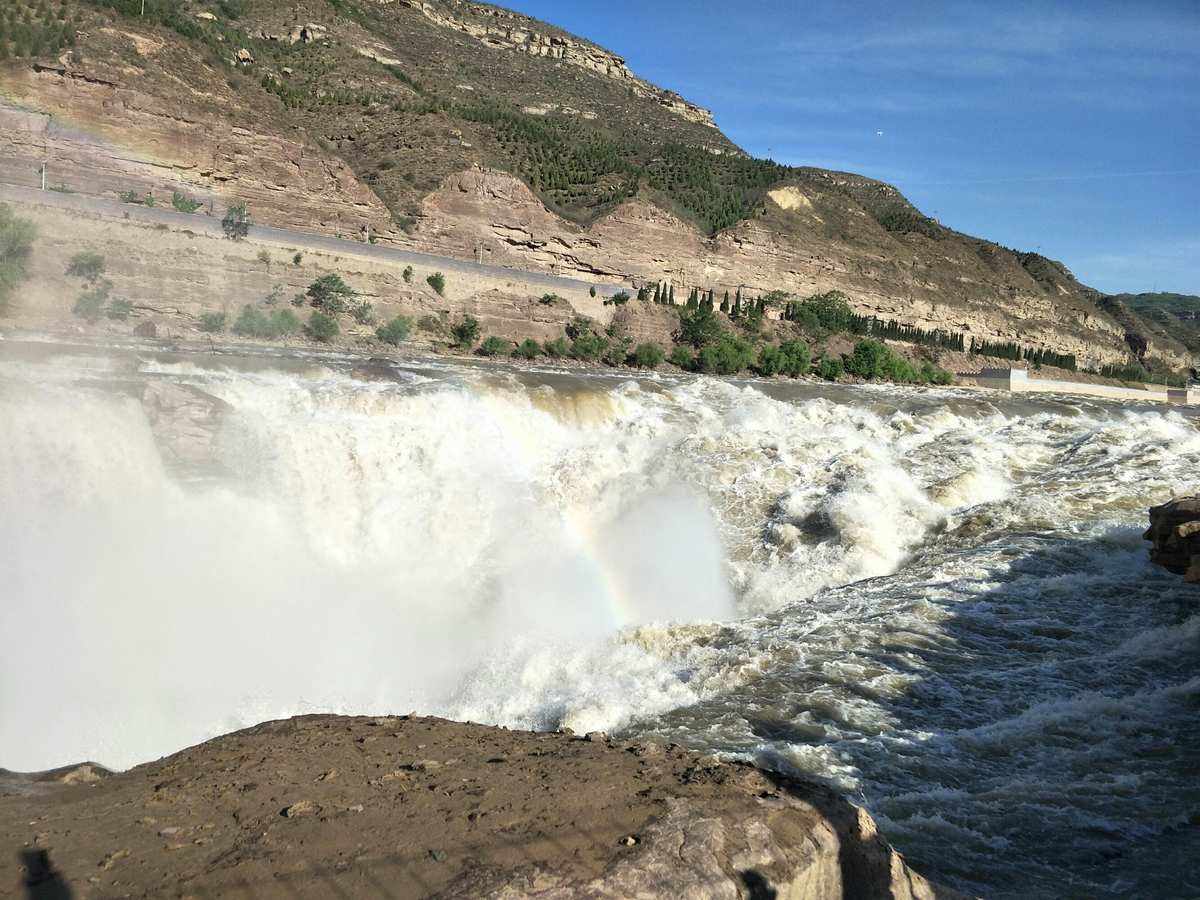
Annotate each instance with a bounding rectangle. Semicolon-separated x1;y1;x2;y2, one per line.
2;714;956;899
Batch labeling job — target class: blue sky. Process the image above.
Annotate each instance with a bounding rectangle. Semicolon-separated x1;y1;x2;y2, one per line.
501;0;1199;295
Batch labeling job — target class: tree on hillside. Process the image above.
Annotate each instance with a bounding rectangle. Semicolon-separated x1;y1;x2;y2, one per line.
306;311;339;342
306;274;357;313
0;203;35;315
676;304;722;348
65;251;105;285
221;202;251;241
452;315;480;348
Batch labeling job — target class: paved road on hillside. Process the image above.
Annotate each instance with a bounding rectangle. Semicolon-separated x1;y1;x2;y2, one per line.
0;183;625;298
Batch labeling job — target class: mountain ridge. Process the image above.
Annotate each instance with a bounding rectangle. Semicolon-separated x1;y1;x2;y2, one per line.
0;0;1190;370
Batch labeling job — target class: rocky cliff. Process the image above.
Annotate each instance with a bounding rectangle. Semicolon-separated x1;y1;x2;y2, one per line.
1;714;959;899
394;0;720;131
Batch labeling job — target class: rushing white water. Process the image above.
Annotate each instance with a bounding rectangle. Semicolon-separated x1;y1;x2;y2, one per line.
2;340;1197;898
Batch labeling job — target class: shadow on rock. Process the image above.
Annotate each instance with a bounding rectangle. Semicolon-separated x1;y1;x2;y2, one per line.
19;850;72;900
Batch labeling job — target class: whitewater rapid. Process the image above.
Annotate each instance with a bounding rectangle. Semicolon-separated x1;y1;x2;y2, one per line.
1;340;1197;898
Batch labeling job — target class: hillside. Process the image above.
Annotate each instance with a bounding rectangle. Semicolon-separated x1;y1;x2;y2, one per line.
1111;292;1200;356
0;0;1191;370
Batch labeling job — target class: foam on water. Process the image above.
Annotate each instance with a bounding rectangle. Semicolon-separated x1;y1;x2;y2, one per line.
1;346;1198;898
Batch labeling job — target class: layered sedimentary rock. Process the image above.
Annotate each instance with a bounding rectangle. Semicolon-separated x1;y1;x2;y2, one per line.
1;715;958;899
391;0;719;130
1145;497;1200;581
3;193;611;345
0;68;389;237
412;168;1145;368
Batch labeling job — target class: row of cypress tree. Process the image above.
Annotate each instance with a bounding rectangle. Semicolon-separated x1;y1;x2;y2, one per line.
636;281;1084;370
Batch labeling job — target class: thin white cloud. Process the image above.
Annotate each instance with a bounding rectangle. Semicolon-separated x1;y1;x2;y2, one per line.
904;169;1200;187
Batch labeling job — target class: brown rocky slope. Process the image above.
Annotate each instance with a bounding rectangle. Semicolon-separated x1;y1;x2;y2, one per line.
2;715;960;899
0;0;1187;371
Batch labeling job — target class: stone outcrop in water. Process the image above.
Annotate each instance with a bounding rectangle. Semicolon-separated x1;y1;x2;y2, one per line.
142;380;231;478
1145;497;1200;581
0;715;959;899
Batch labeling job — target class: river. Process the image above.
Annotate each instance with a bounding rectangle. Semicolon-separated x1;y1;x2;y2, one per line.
2;338;1197;898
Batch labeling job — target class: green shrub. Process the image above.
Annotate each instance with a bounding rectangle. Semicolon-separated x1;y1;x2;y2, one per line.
676;304;723;348
632;342;665;368
787;291;855;337
452;315;480;348
232;305;270;337
257;249;271;266
73;277;114;322
543;336;569;357
0;203;36;314
417;314;445;335
221;202;251;241
106;298;133;320
756;344;784;376
351;301;376;325
73;287;109;322
427;272;446;295
816;356;844;380
540;293;562;305
293;252;303;266
603;336;632;367
513;338;541;359
402;265;414;283
171;191;202;214
268;308;302;338
589;285;597;297
844;339;893;380
198;310;227;333
478;335;510;356
839;339;952;384
306;274;356;313
570;331;608;361
698;333;754;375
65;251;105;284
920;360;954;385
669;345;695;369
376;315;413;346
306;311;339;342
778;340;812;377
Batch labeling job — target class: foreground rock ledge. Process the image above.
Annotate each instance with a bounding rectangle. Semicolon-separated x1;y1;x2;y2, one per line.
1146;496;1200;581
1;715;959;899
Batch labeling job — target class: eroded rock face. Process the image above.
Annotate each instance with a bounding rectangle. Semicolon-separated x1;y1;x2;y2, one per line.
0;73;389;237
394;0;718;130
0;715;960;899
1145;497;1200;581
414;168;1148;369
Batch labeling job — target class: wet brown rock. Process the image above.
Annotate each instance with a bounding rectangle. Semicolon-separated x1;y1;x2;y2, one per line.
0;715;961;899
1145;497;1200;581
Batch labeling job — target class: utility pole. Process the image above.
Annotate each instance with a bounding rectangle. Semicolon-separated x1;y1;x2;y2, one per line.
40;163;46;191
